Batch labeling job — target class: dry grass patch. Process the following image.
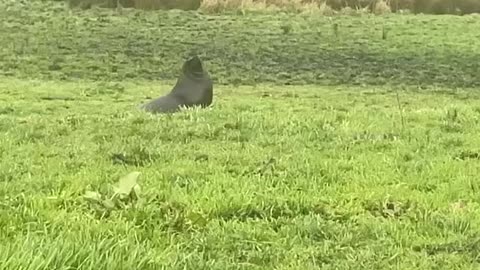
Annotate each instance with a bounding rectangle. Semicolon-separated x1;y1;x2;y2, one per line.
373;0;392;14
198;0;394;14
200;0;317;13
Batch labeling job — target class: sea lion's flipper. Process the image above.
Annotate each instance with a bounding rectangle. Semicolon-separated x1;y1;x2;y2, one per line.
140;94;183;114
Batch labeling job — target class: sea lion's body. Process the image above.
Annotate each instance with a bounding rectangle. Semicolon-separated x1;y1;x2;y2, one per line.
139;56;213;114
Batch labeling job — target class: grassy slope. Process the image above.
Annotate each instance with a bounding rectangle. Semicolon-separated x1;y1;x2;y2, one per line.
1;1;480;87
2;1;480;269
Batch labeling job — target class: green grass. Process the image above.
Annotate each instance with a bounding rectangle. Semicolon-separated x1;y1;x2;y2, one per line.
1;1;480;87
2;78;480;269
2;0;480;269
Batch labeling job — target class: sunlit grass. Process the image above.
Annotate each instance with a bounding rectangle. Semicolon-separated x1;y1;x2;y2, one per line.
2;77;480;268
1;0;480;268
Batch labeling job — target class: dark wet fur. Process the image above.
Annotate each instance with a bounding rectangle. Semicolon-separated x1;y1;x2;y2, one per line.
139;56;213;114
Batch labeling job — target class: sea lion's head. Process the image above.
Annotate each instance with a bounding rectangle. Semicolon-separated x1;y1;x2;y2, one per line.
182;55;205;78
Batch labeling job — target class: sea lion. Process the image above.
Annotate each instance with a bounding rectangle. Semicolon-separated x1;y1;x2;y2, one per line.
139;55;213;114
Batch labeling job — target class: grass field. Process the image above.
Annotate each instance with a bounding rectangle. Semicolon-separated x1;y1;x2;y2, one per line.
2;0;480;269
